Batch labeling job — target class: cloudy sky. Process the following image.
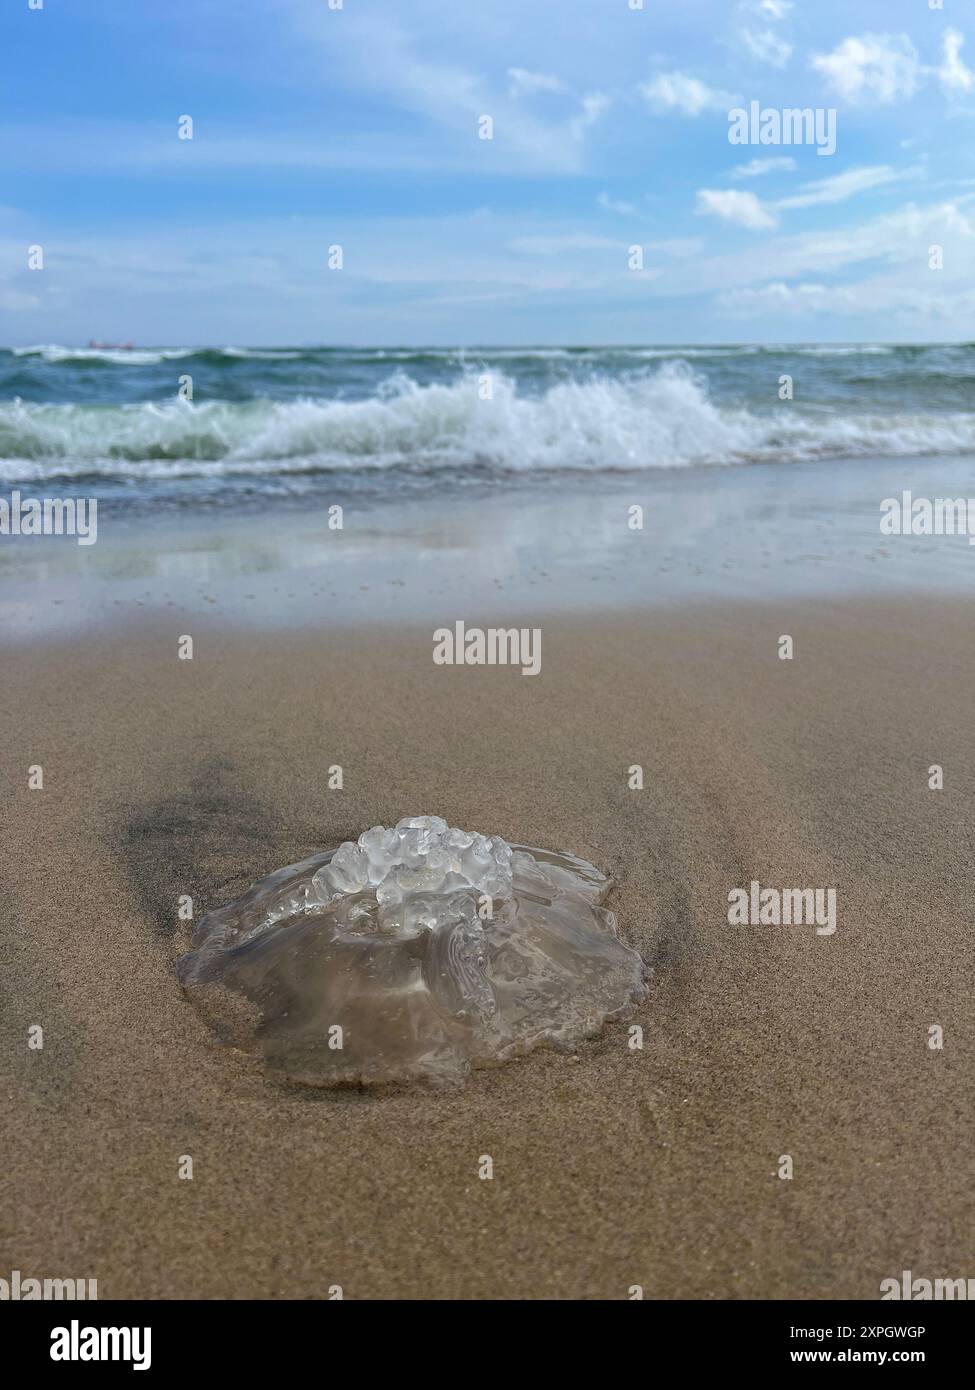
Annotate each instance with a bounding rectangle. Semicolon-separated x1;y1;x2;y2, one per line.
3;0;974;345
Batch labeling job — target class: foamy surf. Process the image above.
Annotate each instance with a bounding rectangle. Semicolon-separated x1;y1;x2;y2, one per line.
12;345;198;366
2;362;975;484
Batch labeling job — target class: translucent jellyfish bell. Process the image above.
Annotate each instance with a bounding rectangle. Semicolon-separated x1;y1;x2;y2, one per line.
177;817;647;1086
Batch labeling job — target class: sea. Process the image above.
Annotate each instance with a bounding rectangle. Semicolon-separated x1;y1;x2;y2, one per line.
3;342;975;512
4;342;975;639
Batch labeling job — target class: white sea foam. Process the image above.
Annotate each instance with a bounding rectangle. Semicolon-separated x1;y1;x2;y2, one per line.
11;344;306;365
217;347;306;360
12;344;196;365
790;345;894;356
2;362;975;480
625;346;761;358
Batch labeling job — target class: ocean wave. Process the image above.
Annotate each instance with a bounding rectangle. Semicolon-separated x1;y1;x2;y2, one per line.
626;347;761;358
789;345;894;357
11;344;197;366
3;342;915;368
8;344;316;366
215;347;307;360
2;364;975;480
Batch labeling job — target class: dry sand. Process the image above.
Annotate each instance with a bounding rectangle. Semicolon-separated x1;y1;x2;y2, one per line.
1;598;973;1298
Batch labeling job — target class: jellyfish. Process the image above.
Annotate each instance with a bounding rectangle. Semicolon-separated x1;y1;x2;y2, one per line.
177;816;646;1086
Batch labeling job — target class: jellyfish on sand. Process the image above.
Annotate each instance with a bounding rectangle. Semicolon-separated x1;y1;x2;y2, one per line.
178;816;646;1086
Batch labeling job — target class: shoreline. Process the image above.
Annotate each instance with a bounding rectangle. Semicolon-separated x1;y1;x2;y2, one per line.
4;453;975;643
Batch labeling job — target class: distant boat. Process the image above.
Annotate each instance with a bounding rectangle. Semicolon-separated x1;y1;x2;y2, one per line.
88;340;134;350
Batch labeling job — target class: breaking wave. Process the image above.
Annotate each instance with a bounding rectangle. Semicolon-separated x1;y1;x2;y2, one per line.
3;362;975;481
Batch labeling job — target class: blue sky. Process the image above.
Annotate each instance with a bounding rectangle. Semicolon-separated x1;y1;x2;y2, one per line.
2;0;974;345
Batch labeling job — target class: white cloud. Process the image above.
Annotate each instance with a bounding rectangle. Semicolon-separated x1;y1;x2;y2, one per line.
717;269;975;322
777;165;906;211
939;30;975;95
569;92;610;140
507;68;566;98
810;34;920;104
696;188;777;230
279;14;598;174
737;0;793;66
674;197;975;307
641;71;737;116
741;29;792;68
597;191;637;216
717;281;831;313
732;156;796;179
702;166;914;240
692;167;929;239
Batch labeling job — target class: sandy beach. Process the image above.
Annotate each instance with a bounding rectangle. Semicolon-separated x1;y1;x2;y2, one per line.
8;0;975;1333
2;595;972;1299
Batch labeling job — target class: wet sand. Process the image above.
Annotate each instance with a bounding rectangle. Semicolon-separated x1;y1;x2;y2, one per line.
1;596;972;1299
